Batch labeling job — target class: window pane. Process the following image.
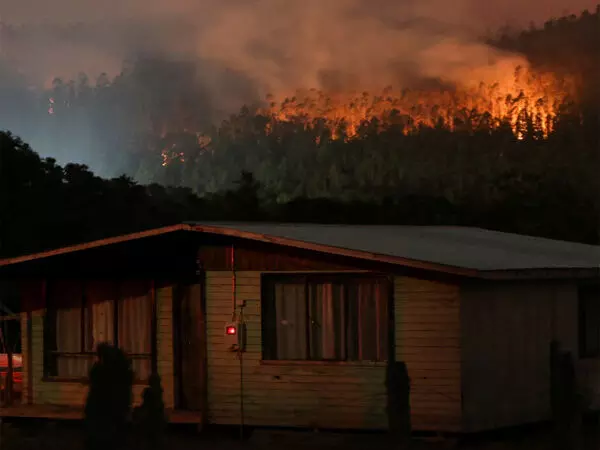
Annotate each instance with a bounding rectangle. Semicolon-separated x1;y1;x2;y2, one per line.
309;283;344;360
377;281;389;361
56;308;91;378
49;280;90;378
359;283;378;361
118;281;152;381
85;281;116;351
346;280;388;362
582;289;600;357
273;282;307;360
262;276;389;362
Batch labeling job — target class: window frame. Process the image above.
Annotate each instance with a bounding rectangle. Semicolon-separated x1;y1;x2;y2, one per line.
260;273;393;364
579;284;600;359
43;279;157;383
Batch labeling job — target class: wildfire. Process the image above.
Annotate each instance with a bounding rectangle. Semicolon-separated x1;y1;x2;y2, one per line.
159;65;576;168
261;66;575;139
161;144;185;167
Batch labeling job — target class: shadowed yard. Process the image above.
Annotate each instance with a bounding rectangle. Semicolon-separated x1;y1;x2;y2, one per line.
2;420;600;450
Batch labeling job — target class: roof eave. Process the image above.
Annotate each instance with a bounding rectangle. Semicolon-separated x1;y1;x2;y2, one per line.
0;223;597;281
0;224;192;268
189;224;481;278
479;267;600;281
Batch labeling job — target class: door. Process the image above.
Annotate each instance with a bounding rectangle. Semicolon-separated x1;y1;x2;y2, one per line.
174;281;206;411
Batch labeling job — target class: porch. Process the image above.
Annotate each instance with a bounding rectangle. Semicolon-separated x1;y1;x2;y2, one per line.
0;403;202;424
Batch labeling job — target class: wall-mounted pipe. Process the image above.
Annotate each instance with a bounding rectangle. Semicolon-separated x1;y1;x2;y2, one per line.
230;244;236;322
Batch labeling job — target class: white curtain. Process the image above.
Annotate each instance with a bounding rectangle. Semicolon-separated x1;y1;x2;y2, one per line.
118;281;152;381
56;307;89;378
50;280;154;380
309;283;344;360
275;282;307;360
269;278;389;362
53;280;115;378
85;281;115;350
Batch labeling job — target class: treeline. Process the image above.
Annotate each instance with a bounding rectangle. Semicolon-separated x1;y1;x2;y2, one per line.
0;7;598;186
1;131;598;261
1;8;600;255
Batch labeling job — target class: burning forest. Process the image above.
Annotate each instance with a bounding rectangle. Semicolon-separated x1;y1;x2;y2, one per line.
0;4;599;204
1;3;600;257
261;67;575;140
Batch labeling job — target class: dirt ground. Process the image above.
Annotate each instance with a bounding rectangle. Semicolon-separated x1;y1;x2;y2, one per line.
1;419;599;450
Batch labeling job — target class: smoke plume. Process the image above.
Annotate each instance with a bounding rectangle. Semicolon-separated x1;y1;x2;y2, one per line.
0;0;597;173
2;0;597;94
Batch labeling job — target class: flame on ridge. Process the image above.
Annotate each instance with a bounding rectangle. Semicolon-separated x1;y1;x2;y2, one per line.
261;66;575;140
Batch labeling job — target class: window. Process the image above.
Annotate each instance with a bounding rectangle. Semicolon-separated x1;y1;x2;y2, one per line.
579;284;600;358
261;275;390;362
44;280;153;381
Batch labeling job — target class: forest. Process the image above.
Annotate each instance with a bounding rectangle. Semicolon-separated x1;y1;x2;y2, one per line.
1;7;599;258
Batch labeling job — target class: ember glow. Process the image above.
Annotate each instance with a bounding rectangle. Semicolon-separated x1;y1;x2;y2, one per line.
262;66;575;140
161;145;185;167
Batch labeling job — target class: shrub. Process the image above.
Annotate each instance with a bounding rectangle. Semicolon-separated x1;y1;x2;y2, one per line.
84;343;133;450
133;373;167;450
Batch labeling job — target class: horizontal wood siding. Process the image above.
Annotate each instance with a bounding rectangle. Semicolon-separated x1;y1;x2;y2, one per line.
394;277;462;432
156;284;175;408
21;284;176;409
205;271;388;429
461;282;578;432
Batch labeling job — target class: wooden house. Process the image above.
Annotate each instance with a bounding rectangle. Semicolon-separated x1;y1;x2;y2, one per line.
0;222;599;433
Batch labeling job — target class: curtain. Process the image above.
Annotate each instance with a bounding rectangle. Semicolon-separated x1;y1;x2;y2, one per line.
358;282;377;361
86;281;115;350
344;280;388;361
581;291;600;357
309;283;344;360
49;280;155;379
118;281;152;381
56;307;89;378
376;281;389;361
274;282;307;359
51;280;89;378
267;277;389;362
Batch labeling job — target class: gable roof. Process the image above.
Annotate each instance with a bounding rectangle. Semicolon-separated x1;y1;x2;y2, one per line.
0;222;599;279
189;223;600;272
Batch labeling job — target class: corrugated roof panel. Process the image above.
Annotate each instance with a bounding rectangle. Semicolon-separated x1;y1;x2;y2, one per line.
188;222;600;271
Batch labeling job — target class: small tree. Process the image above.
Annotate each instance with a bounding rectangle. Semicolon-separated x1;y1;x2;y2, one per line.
84;343;133;450
133;373;167;450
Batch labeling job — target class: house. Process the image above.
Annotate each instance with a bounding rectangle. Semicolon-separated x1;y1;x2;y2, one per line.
0;222;598;433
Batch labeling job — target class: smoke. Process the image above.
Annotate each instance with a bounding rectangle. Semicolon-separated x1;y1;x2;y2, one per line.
0;0;597;174
2;0;597;94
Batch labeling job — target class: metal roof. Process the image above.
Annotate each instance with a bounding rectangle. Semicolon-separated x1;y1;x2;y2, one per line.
188;223;600;272
0;222;598;278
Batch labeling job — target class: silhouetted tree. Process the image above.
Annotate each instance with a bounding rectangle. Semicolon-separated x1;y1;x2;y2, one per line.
84;344;133;450
133;373;167;450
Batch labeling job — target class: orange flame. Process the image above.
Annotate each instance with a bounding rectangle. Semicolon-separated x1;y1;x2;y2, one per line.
261;66;575;140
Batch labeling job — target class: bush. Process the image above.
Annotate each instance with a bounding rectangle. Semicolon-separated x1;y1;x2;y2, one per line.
84;344;133;450
133;373;167;450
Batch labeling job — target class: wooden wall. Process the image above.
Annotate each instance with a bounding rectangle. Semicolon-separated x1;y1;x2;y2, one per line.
205;271;462;431
18;269;463;432
395;277;462;431
205;271;387;429
19;284;176;409
460;282;578;432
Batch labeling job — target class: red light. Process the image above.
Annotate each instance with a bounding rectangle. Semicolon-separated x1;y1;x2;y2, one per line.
226;326;237;336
